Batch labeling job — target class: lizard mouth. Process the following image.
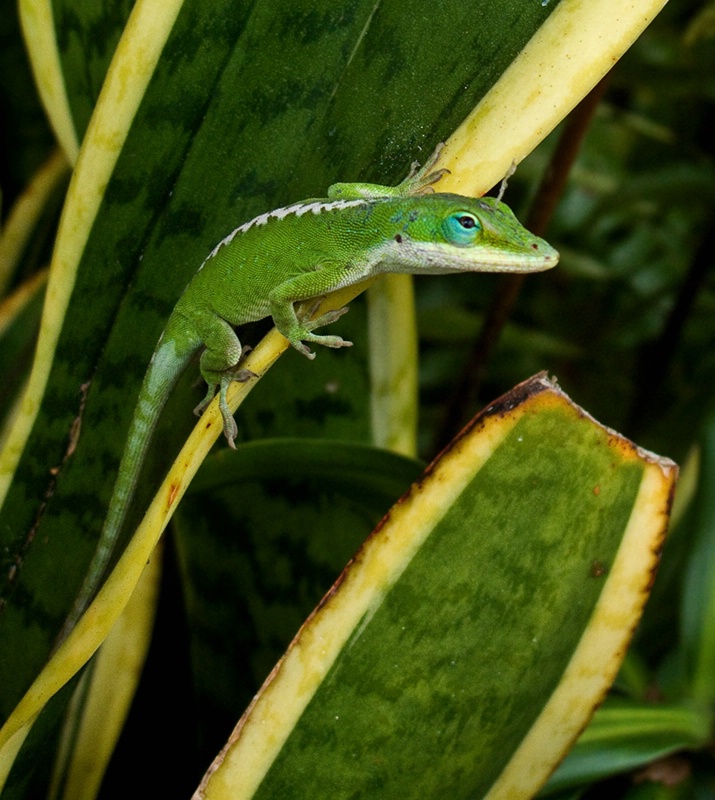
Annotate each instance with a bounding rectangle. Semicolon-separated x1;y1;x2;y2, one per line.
387;237;559;275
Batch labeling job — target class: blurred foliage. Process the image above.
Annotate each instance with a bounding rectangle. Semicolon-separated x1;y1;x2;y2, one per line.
418;0;715;465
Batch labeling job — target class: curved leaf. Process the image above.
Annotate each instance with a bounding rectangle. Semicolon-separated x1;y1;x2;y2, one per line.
194;375;675;799
543;701;710;794
48;550;162;800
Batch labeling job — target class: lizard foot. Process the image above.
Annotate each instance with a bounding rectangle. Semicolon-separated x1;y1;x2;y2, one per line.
289;304;352;357
397;142;450;196
194;369;256;418
194;384;217;417
302;304;350;332
219;374;239;448
291;330;353;359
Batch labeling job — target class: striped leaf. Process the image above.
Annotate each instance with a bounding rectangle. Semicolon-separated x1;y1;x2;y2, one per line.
194;375;676;799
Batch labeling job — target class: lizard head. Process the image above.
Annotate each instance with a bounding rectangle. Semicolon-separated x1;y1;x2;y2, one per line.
382;193;559;275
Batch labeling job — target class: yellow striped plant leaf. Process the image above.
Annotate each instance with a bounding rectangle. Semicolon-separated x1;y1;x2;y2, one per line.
194;374;676;799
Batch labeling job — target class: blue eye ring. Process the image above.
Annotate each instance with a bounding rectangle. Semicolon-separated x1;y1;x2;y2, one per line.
444;211;481;246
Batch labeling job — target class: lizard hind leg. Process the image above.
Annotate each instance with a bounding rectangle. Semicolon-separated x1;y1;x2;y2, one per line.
194;355;256;448
192;314;256;447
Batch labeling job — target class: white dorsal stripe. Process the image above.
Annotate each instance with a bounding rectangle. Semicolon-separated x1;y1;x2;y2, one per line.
205;198;367;262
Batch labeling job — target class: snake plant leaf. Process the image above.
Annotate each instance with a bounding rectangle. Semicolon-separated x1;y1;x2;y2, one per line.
188;438;422;503
0;150;68;437
194;374;676;800
0;149;68;297
0;273;47;439
542;700;710;794
681;411;715;708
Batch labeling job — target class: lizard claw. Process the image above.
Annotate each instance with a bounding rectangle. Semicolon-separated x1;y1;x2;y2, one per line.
233;368;258;382
221;407;238;449
397;142;450;196
293;340;316;359
194;384;217;417
218;374;240;448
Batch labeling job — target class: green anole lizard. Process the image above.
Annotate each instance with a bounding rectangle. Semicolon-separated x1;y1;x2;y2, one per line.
62;146;558;636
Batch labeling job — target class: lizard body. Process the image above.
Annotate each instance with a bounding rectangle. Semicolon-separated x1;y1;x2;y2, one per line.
63;150;558;636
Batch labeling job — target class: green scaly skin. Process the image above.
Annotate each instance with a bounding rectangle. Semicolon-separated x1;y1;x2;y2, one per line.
60;146;559;638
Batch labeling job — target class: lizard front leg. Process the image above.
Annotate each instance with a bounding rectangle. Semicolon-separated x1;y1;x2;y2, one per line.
268;266;355;359
327;142;449;200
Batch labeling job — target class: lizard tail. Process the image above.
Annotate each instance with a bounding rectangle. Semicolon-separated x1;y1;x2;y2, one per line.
58;325;200;643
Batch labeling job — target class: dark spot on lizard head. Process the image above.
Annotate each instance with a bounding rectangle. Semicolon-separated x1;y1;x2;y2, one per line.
395;234;403;244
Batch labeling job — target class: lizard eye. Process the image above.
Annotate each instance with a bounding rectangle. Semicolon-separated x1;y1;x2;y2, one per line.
444;212;481;246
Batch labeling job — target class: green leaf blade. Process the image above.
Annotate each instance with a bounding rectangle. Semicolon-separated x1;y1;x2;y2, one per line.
681;412;715;707
543;701;711;793
197;376;675;799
